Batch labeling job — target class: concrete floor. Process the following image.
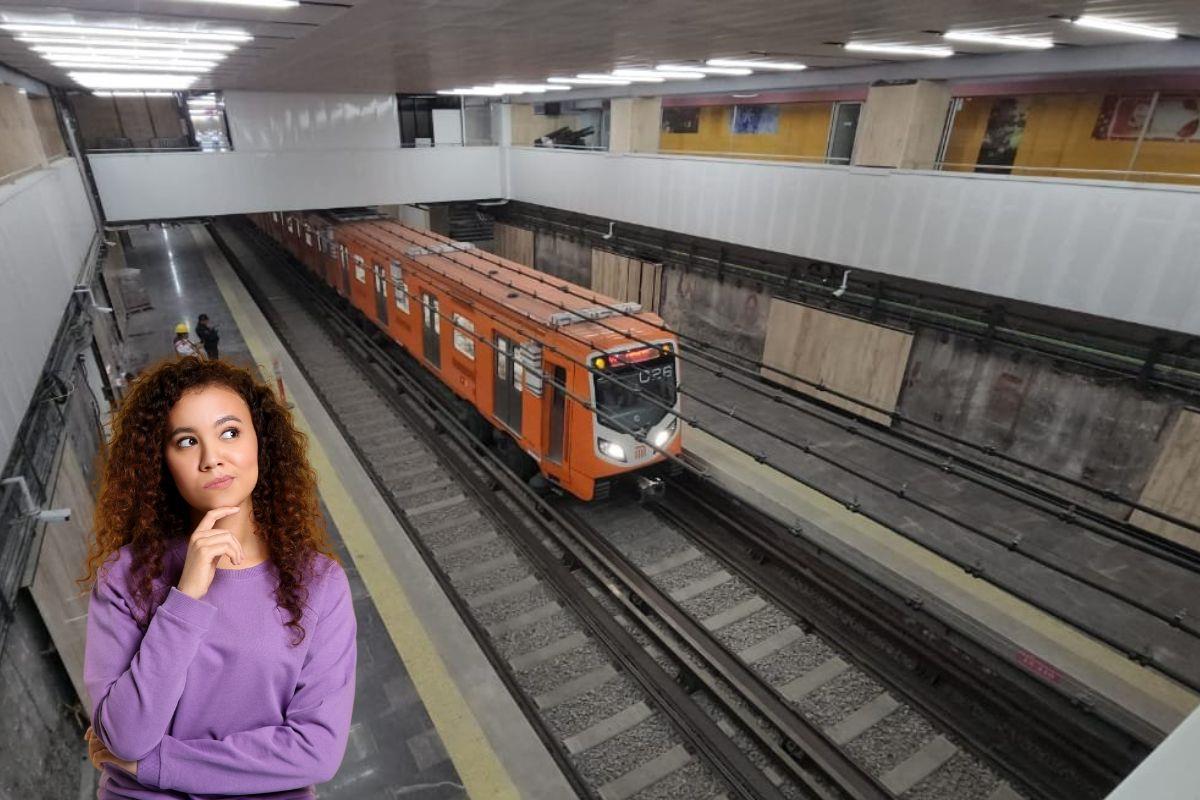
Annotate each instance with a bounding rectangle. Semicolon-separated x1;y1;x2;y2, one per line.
107;223;466;799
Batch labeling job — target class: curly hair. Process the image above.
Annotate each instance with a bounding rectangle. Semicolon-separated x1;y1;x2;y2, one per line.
80;356;338;646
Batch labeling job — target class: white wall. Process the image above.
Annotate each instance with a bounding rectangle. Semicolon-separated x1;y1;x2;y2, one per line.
90;146;502;221
507;147;1200;337
0;159;97;466
225;91;400;151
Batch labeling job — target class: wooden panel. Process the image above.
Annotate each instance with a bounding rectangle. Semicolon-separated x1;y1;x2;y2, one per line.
147;97;185;140
0;85;45;179
590;249;663;311
1131;409;1200;552
28;97;66;159
760;299;913;426
493;222;534;266
114;97;156;147
71;95;123;148
30;445;96;708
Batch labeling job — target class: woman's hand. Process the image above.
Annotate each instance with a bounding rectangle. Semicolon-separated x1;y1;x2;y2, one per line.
177;506;246;601
85;726;137;776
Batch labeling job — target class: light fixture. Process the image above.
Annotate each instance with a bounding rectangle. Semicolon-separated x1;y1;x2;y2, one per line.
942;31;1054;49
94;90;175;97
706;58;806;71
187;96;220;107
548;76;630;86
0;23;252;43
1071;15;1178;40
1;477;72;525
843;42;955;57
33;46;228;60
579;72;663;83
69;71;200;90
657;63;753;76
18;36;238;52
613;68;703;80
167;0;298;6
53;60;217;72
436;87;506;96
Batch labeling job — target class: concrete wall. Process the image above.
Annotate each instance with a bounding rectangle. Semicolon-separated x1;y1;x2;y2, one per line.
659;267;771;361
507;147;1200;338
0;590;88;799
533;228;591;286
0;159;97;468
897;329;1173;505
89;146;502;221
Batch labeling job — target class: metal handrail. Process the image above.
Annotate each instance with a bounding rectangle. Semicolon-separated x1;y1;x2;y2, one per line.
934;160;1200;183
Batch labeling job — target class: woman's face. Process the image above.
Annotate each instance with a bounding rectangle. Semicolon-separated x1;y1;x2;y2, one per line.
164;385;259;512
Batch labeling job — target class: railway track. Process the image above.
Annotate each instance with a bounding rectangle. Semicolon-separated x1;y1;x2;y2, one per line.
212;216;1094;799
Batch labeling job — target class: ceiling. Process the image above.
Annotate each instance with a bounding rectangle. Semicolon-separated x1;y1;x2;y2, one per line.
2;0;1200;94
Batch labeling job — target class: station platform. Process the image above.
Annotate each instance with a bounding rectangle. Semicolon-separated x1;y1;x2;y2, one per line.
680;366;1200;743
109;223;575;799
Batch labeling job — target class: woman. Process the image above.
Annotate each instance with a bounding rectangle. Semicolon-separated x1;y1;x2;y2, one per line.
80;356;356;799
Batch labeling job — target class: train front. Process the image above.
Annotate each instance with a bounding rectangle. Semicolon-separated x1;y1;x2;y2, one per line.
587;337;683;497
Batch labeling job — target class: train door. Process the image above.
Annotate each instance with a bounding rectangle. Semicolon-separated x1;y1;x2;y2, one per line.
544;361;568;465
494;334;522;433
339;246;351;296
421;292;441;368
372;262;388;324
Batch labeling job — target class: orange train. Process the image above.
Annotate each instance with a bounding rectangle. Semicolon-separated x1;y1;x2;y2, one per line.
248;210;682;501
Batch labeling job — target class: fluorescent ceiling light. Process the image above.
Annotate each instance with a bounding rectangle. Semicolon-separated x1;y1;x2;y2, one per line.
943;31;1053;49
34;46;228;60
52;60;217;72
707;58;806;71
18;36;238;52
94;90;175;97
69;71;200;89
548;76;630;86
436;88;506;96
168;0;297;6
613;68;703;80
1071;15;1177;40
579;72;663;83
843;42;955;57
657;63;753;76
2;23;252;43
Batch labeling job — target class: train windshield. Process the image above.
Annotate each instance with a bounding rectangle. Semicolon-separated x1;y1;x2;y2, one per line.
593;353;677;431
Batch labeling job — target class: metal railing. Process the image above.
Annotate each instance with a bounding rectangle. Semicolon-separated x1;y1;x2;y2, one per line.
933;161;1200;186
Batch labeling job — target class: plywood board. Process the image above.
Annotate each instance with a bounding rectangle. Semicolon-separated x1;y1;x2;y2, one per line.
760;299;913;426
28;97;66;159
493;222;534;266
147;97;185;140
30;445;96;708
1131;408;1200;552
0;85;45;179
590;249;663;311
115;97;156;146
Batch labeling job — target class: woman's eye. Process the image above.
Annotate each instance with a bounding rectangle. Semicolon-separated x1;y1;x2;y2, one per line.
221;428;240;440
176;436;196;448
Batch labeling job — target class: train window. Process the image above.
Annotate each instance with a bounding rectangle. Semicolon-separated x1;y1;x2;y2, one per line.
593;351;677;430
353;256;366;283
304;231;312;248
271;212;280;223
390;261;409;313
452;314;475;359
422;293;441;368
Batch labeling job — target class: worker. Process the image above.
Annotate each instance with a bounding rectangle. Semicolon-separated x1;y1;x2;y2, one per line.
196;314;220;360
173;323;202;358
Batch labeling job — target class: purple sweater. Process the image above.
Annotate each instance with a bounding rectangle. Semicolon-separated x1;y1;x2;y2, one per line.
84;537;356;799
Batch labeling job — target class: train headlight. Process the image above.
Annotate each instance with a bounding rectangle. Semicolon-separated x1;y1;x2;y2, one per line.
597;438;626;462
653;429;670;448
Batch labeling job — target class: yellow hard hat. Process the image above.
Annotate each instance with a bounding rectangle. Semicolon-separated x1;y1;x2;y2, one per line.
174;323;189;334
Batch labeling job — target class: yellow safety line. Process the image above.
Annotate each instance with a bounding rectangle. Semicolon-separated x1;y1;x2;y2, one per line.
201;230;519;799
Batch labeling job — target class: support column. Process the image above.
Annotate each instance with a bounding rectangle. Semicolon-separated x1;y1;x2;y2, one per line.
609;97;662;154
852;80;951;169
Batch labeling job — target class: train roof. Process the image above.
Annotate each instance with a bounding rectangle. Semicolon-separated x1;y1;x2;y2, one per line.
339;219;673;354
